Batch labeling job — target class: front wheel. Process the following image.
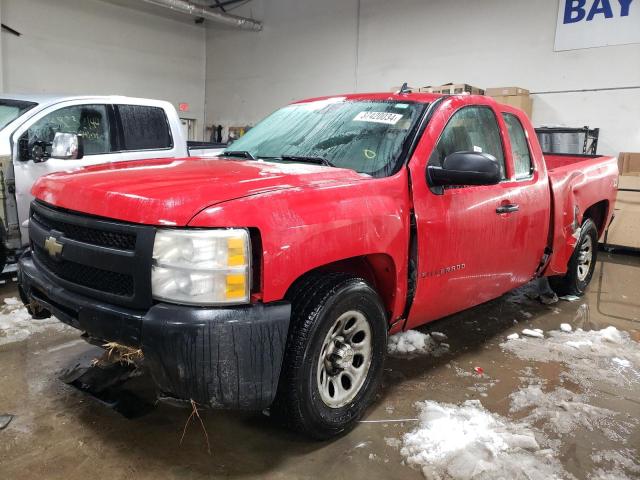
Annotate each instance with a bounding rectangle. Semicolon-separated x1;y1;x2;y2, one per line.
549;218;598;297
273;273;387;439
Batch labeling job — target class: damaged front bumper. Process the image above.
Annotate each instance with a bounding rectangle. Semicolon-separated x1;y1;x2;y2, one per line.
18;251;291;410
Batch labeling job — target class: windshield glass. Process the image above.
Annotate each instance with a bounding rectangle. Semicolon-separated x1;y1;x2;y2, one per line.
226;99;426;177
0;99;38;130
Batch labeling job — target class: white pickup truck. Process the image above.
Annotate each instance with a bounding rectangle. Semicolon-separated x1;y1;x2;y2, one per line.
0;94;224;271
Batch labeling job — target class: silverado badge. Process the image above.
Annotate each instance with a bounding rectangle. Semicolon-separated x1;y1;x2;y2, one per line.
44;236;63;258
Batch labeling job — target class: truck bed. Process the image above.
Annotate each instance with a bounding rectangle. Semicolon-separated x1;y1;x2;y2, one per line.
545;153;604;171
544;153;618;276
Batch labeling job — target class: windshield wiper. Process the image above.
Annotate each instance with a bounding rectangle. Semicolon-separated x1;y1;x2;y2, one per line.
278;155;335;167
222;150;256;160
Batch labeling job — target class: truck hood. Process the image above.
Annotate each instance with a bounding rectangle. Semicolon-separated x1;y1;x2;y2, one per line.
32;157;367;225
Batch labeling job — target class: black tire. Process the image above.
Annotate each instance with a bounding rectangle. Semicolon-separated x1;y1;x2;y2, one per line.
549;218;598;297
273;272;387;440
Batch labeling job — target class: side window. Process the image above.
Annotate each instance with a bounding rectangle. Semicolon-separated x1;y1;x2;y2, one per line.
503;113;533;180
22;104;111;159
429;106;506;179
117;105;173;151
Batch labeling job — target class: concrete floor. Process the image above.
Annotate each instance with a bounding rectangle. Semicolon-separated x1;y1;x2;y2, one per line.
1;251;639;480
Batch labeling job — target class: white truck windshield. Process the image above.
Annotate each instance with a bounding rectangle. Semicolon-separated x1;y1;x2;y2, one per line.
0;99;38;130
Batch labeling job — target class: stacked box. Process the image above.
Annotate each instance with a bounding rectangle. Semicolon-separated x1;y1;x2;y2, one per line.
606;174;640;250
618;152;640;176
419;83;484;95
486;86;533;117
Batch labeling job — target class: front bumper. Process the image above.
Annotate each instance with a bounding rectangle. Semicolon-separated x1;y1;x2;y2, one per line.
18;252;291;410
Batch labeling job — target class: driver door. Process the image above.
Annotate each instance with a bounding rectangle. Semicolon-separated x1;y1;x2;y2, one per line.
12;103;115;243
406;101;526;328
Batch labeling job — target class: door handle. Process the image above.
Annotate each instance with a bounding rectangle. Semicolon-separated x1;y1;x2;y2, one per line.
496;203;519;214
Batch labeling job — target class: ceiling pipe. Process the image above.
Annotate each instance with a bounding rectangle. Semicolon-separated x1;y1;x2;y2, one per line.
139;0;262;31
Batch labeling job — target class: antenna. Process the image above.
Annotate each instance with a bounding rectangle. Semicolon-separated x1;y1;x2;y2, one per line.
397;83;412;94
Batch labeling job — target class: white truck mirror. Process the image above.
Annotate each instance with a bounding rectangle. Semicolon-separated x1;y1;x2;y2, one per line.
51;132;84;160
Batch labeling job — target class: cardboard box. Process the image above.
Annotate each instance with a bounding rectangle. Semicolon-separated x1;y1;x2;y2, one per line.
419;83;484;95
618;152;640;176
491;94;533;117
485;86;530;97
605;176;640;250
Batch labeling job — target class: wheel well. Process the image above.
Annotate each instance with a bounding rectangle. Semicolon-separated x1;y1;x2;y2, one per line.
284;254;397;318
582;200;609;236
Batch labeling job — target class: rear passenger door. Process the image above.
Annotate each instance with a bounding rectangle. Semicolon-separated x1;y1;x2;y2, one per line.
498;110;551;284
405;99;549;329
12;102;181;244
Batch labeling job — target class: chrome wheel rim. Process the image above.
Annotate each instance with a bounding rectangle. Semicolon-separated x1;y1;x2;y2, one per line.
577;235;593;282
317;310;372;408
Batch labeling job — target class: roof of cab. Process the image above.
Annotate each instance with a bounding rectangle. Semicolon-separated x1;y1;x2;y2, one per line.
0;93;173;107
292;91;445;105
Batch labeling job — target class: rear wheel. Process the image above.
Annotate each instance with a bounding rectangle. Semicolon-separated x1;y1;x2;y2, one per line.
549;218;598;297
273;273;387;439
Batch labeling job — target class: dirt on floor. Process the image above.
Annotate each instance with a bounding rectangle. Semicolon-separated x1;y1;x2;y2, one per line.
0;252;639;480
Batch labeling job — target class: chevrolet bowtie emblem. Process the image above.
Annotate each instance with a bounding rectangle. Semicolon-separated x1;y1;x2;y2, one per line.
44;236;63;258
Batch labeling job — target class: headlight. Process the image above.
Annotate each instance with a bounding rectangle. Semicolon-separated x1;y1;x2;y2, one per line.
151;228;251;305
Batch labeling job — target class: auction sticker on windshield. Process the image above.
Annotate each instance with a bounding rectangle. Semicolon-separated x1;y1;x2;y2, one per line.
353;111;403;125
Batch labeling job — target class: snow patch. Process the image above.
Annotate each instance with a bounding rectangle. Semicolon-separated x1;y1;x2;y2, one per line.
559;295;580;302
510;385;618;436
384;437;402;448
560;323;572;332
612;358;631;368
590;449;640;480
522;329;544;339
400;400;567;480
501;326;640;390
0;297;72;345
387;330;449;357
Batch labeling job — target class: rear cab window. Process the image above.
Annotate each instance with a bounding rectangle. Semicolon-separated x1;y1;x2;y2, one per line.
116;105;173;151
502;113;533;180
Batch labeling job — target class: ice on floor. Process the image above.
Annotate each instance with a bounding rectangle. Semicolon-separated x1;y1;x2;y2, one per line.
560;323;572;332
0;297;71;345
522;329;544;339
510;385;618;436
501;326;640;390
387;330;449;357
400;399;567;480
612;358;631;368
430;331;448;342
559;295;580;302
590;449;640;480
3;297;21;306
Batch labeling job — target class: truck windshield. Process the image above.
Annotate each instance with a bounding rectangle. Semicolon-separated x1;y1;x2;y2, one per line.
225;99;426;177
0;99;38;130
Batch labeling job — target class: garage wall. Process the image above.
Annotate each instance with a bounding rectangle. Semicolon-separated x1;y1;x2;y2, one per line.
205;0;640;155
0;0;207;138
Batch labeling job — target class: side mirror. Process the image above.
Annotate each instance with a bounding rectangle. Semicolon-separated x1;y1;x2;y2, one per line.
427;151;501;188
50;132;84;160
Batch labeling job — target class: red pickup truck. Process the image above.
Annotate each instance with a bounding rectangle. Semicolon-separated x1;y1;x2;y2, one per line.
18;92;617;439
